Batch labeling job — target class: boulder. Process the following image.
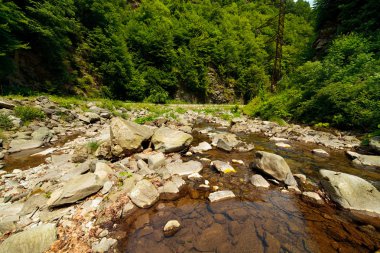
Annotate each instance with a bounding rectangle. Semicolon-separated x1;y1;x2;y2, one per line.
369;136;380;154
0;223;57;253
163;220;181;237
166;160;203;176
151;127;193;153
110;117;153;156
253;151;297;186
250;174;270;188
211;160;236;174
212;133;240;152
208;190;235;202
129;179;159;208
320;169;380;214
48;173;104;208
346;151;380;168
71;144;89;163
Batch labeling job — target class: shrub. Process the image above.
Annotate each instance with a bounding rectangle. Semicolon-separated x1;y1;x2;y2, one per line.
14;106;45;122
0;113;13;130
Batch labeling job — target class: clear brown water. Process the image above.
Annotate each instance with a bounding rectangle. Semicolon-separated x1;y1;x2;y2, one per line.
112;124;380;253
3;132;81;172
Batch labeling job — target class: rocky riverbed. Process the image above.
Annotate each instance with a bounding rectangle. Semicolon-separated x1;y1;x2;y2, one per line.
0;96;379;253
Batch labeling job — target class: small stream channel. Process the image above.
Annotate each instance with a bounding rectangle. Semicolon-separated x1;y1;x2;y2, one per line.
112;123;380;253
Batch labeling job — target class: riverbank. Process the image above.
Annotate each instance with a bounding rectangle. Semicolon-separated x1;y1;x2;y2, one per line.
0;96;379;252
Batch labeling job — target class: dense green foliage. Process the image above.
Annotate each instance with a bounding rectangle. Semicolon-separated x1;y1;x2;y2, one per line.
247;0;380;131
0;0;313;102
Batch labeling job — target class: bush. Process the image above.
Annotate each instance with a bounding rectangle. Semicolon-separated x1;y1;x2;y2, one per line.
14;106;45;122
0;113;13;130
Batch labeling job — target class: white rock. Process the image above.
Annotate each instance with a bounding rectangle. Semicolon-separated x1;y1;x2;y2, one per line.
250;174;270;188
275;142;291;148
302;192;324;205
312;149;330;157
129;180;159;208
208;190;235;203
147;152;166;170
163;220;181;237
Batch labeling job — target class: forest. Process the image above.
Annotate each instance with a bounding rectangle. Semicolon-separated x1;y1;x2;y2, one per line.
0;0;379;131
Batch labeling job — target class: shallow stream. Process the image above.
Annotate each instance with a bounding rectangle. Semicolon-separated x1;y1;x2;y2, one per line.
112;123;380;253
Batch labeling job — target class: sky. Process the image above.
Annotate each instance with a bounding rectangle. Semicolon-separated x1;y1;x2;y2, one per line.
305;0;315;6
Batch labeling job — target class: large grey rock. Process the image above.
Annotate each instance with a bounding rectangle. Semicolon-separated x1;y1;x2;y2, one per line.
208;190;235;202
152;127;193;153
166;160;203;176
48;173;103;208
31;127;52;142
346;151;380;168
320;169;380;214
253;151;297;186
110;117;153;156
0;223;57;253
129;179;159;208
369;136;380;154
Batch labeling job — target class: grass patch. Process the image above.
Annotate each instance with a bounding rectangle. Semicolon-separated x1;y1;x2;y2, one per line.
134;115;157;124
0;113;13;130
14;106;45;123
87;140;100;153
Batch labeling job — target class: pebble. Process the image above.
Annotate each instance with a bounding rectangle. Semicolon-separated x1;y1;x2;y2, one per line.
163;220;181;237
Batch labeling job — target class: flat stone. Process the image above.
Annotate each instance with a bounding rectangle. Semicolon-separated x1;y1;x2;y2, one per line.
208;190;235;203
250;174;270;188
166;160;203;176
48;173;103;208
211;160;236;174
320;169;380;214
312;149;330;157
346;151;380;168
152;127;193;153
129;180;159;208
94;162;113;182
0;100;15;109
0;223;57;253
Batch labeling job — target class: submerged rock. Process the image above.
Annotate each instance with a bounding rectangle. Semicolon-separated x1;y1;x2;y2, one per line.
129;179;159;208
208;190;235;202
253;151;297;186
8;127;52;153
110;117;153;157
166;160;203;176
0;223;57;253
320;169;380;214
151;127;193;153
346;151;380;168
